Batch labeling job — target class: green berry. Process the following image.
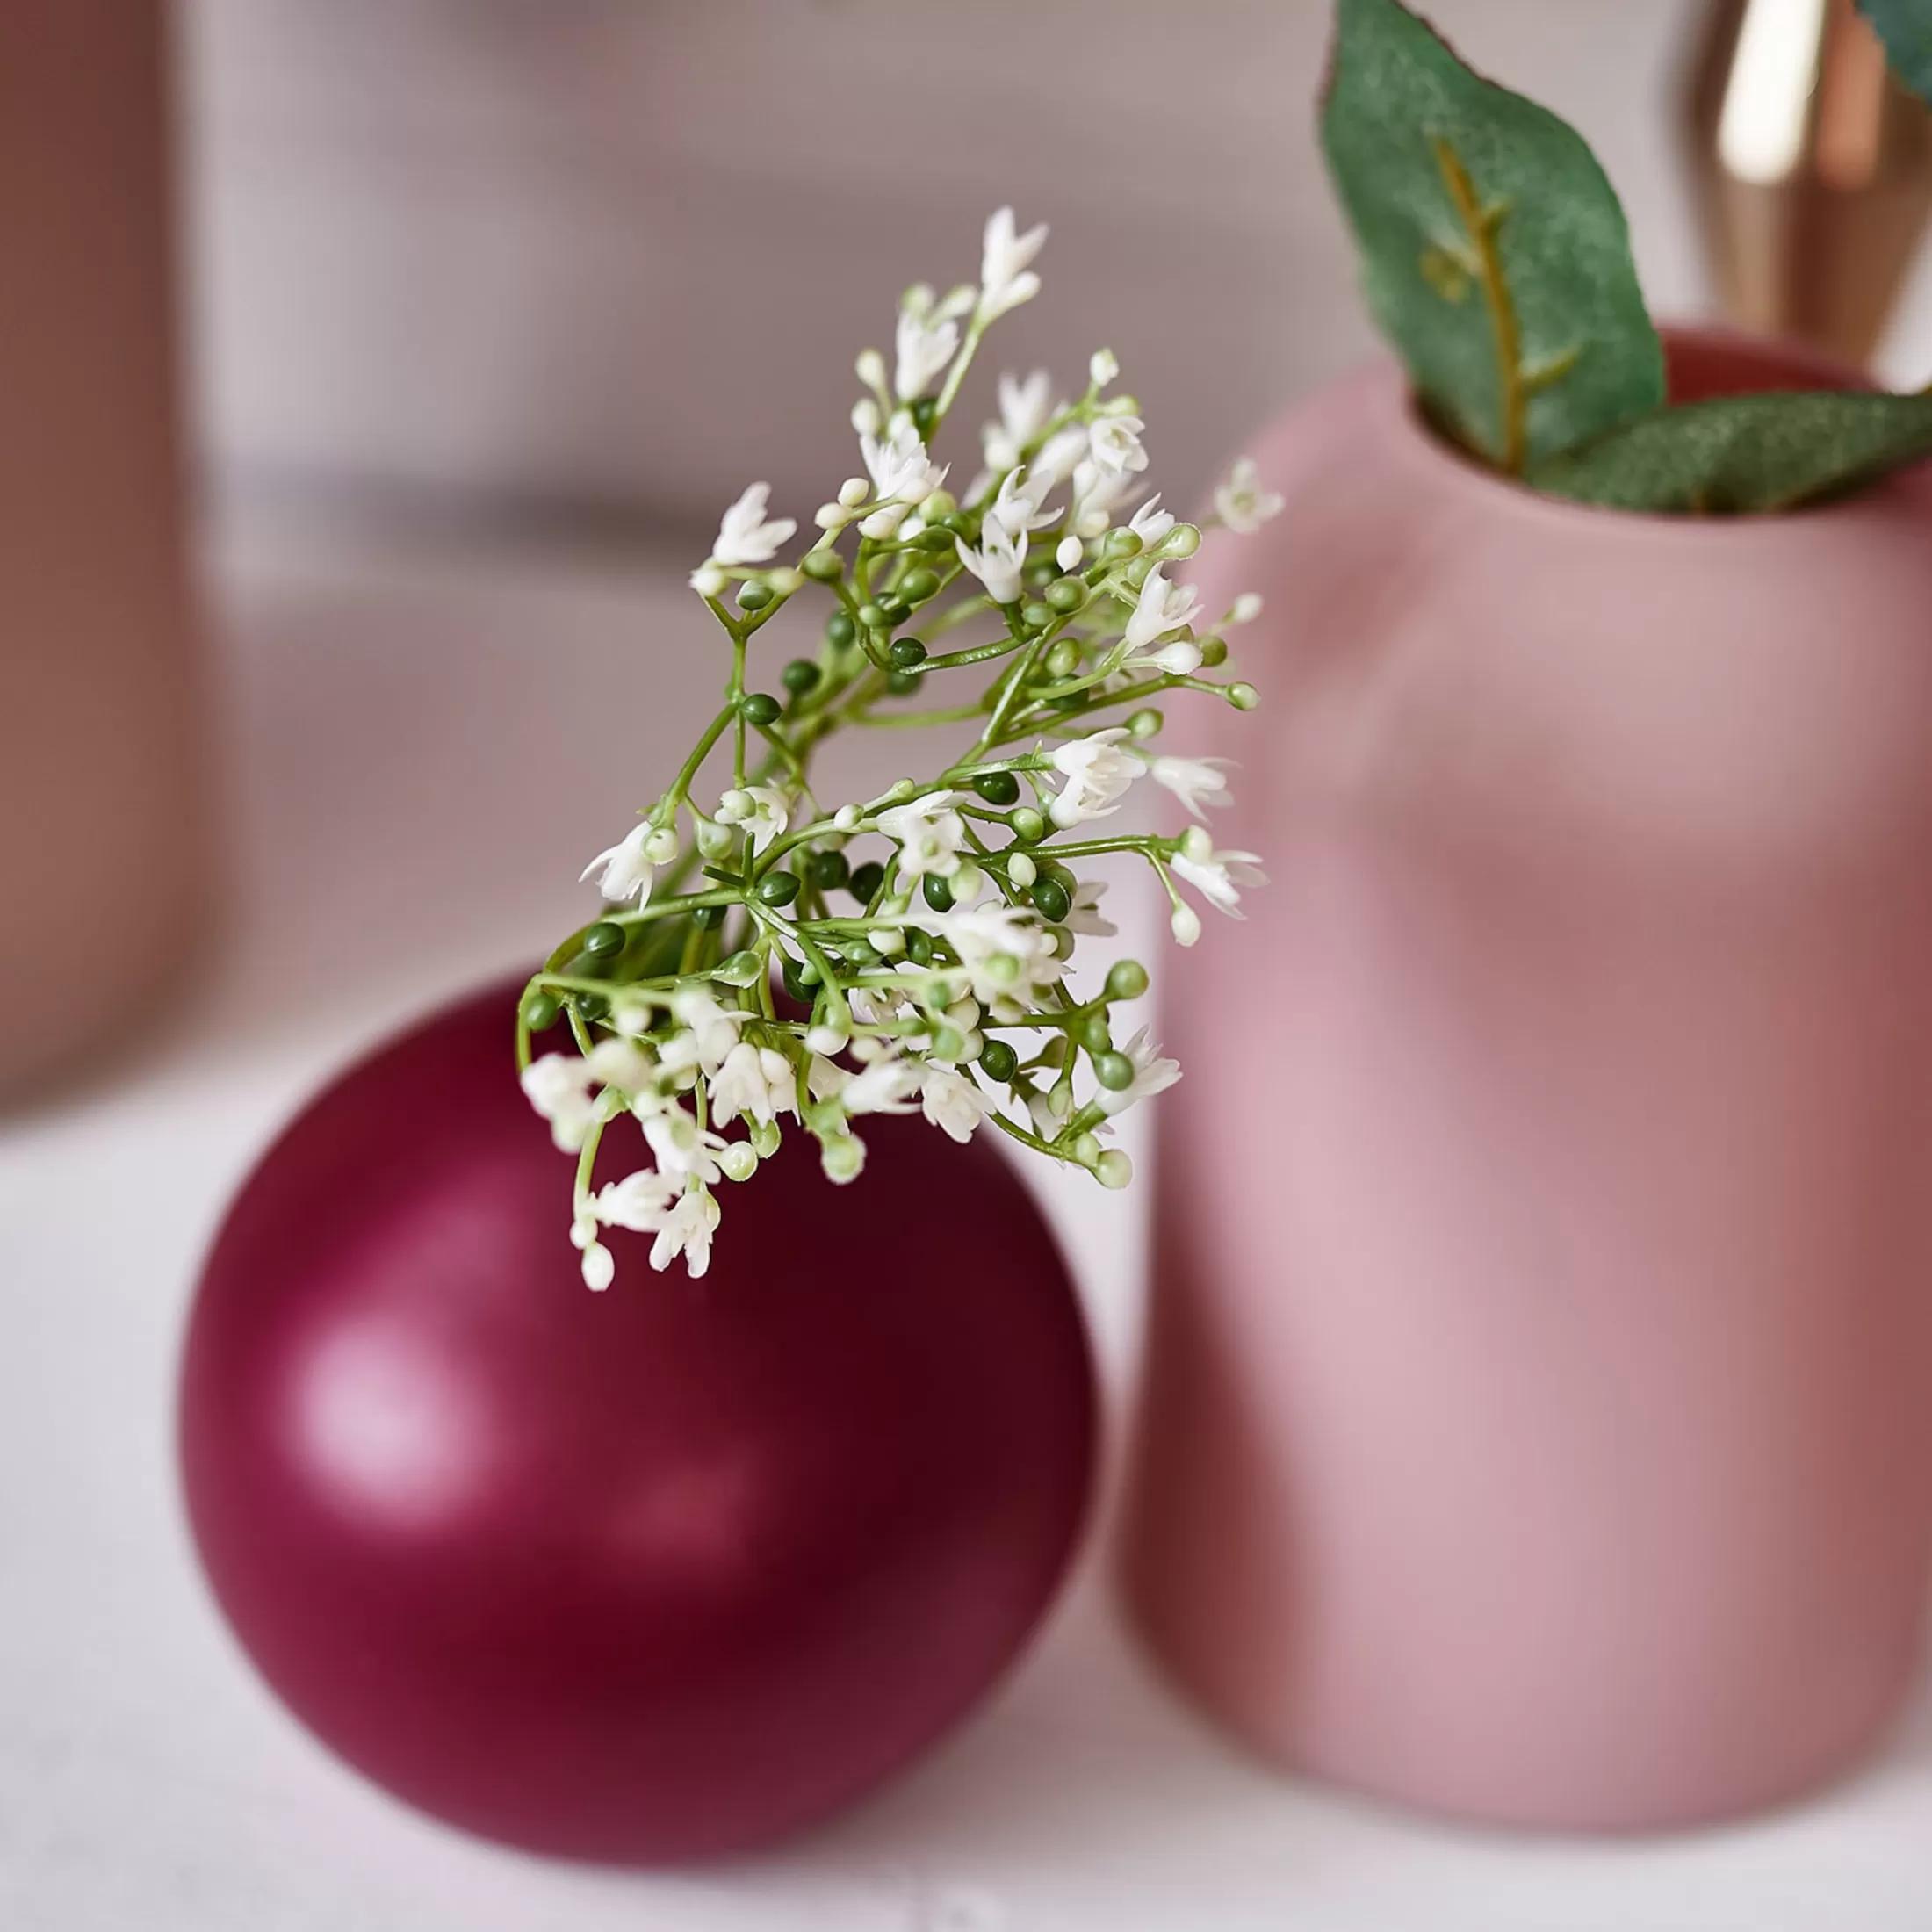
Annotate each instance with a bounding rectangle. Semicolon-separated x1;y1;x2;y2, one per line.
740;691;782;726
917;524;955;551
737;581;775;611
1107;959;1150;1001
1079;1013;1112;1055
1044;577;1086;613
574;992;609;1024
856;602;888;630
582;921;626;958
1044;640;1079;679
888;637;928;667
805;848;850;891
939;511;972;535
799;549;843;581
780;955;818;1002
825;612;856;647
978;1038;1018;1083
972;770;1020;806
692;902;728;929
1010;806;1047;844
905;926;934;965
782;658;822;695
756;871;801;906
922;873;955;912
1030;876;1071;924
848;861;886;903
898;566;940;602
877;596;912;627
522;991;561;1032
1199;636;1229;667
886;667;924;696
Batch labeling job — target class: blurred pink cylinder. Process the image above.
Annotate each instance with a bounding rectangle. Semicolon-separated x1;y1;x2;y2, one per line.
1122;331;1932;1832
0;3;204;1092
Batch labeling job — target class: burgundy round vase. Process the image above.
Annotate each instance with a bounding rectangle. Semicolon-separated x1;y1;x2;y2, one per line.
1122;330;1932;1833
181;983;1094;1863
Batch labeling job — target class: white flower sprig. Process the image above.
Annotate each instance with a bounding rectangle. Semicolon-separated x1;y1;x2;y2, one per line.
519;208;1280;1284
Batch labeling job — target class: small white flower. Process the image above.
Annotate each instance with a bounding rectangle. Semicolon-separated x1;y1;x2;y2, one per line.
979;205;1048;321
706;481;796;568
580;821;656;905
848;984;907;1028
716;783;789;854
1171;846;1267;919
1215;457;1285;534
1056;534;1085;572
921;1063;987;1143
1027;428;1085;495
1150;754;1234;818
955;515;1028;605
876;789;968;879
650;1188;721;1277
712;1040;797;1126
1096;1025;1182;1117
1064;878;1117;937
990;465;1058;534
521;1054;601;1152
580;1240;616;1291
895;304;960;402
1128;494;1175;551
984;369;1057;473
643;1105;724;1183
939;902;1064;1007
840;1056;923;1116
1068;458;1135;540
689;565;727;598
1087;413;1148;477
1124;562;1204;655
1049;728;1141;829
862;420;949;505
657;988;749;1078
593;1166;681;1231
1089;347;1120;389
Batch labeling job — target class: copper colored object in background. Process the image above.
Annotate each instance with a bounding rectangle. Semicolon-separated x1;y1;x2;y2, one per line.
1684;0;1932;364
0;3;206;1092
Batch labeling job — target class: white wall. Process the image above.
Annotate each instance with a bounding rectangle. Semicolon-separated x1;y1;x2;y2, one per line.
180;0;1932;531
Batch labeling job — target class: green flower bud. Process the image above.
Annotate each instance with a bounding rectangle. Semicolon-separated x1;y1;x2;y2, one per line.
825;612;856;647
1044;640;1079;679
1043;577;1086;613
821;1133;866;1184
1010;806;1047;844
1198;637;1229;668
1021;600;1055;632
877;595;912;627
1080;1013;1113;1055
799;549;843;582
1029;876;1071;924
1103;529;1142;560
719;1141;759;1183
1096;1149;1135;1189
1094;1050;1135;1091
1006;851;1037;888
856;602;888;630
1161;523;1202;559
1128;707;1163;739
930;1023;967;1062
522;990;561;1031
750;1119;782;1158
1107;958;1150;1000
886;667;924;696
737;581;775;611
978;1038;1019;1083
1071;1130;1102;1166
898;567;941;602
712;949;763;987
1228;682;1259;710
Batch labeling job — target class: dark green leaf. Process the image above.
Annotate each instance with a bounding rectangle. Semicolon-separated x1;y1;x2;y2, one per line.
1320;0;1665;472
1529;388;1932;514
1859;1;1932;105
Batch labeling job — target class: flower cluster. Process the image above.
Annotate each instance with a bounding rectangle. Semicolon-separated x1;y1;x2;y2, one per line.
520;209;1278;1283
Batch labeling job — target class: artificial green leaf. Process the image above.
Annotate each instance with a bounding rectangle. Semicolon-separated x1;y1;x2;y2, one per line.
1859;0;1932;105
1528;388;1932;513
1320;0;1665;473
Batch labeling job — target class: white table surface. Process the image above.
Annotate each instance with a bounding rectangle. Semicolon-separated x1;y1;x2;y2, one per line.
4;510;1931;1931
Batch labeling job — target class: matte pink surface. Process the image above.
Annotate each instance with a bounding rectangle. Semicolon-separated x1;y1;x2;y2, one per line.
180;983;1094;1864
1123;333;1932;1832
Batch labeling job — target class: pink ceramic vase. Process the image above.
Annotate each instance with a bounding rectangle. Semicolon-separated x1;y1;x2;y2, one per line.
1122;329;1932;1833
